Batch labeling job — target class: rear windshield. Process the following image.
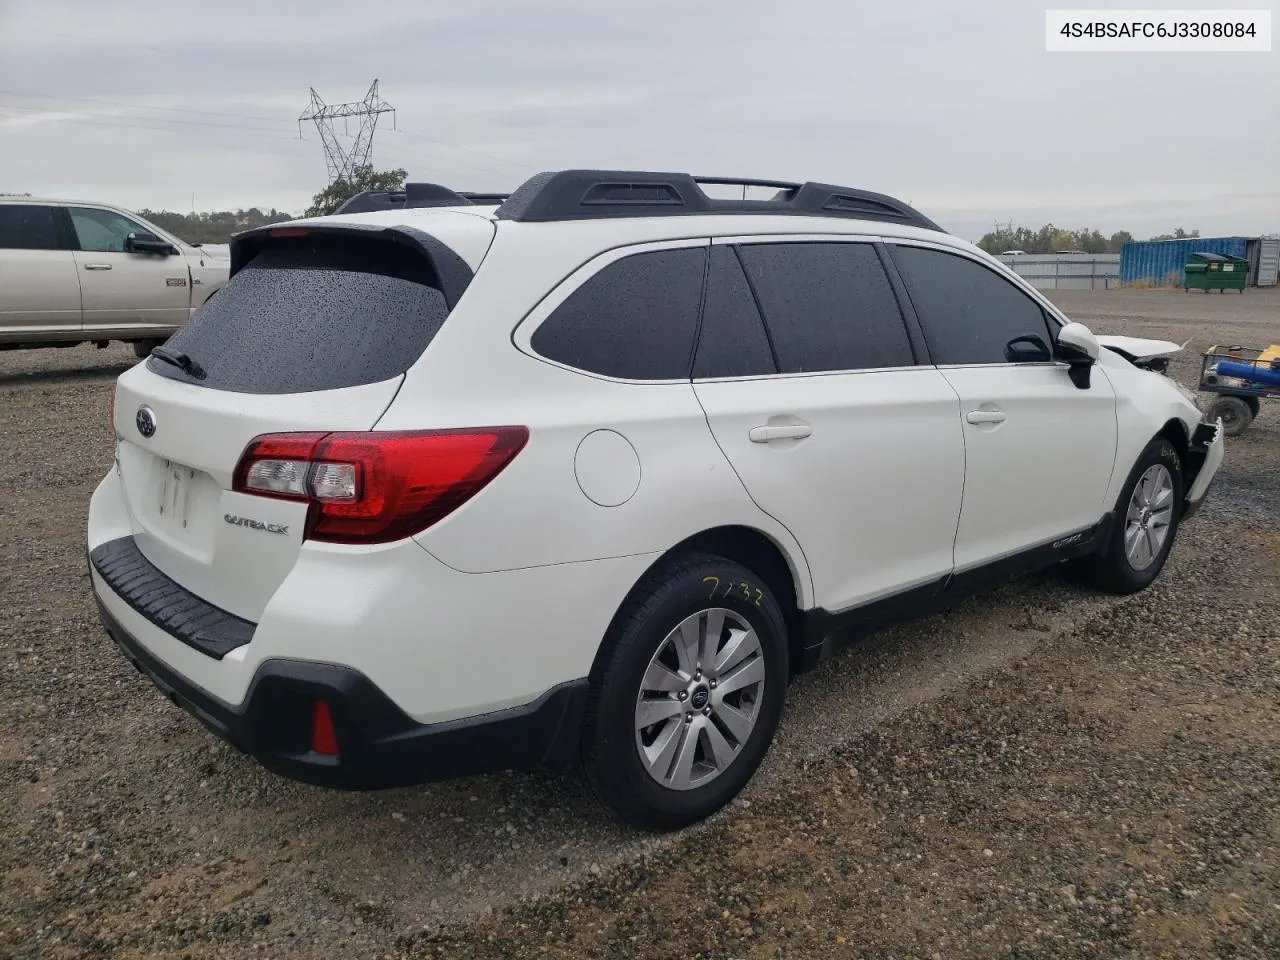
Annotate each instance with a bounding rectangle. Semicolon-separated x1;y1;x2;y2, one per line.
147;234;453;394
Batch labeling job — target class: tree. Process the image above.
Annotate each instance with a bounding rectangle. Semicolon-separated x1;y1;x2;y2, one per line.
137;207;295;245
305;165;407;218
1107;231;1133;253
979;223;1200;254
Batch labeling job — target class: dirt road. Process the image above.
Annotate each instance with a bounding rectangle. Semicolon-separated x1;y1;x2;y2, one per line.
1;287;1276;958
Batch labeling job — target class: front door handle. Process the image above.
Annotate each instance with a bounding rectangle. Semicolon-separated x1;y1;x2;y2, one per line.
83;263;113;271
749;423;812;443
965;410;1007;425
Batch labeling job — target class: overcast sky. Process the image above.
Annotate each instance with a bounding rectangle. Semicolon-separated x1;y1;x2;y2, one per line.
0;0;1275;241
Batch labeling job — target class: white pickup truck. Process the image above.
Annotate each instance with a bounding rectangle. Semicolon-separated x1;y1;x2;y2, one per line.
0;197;230;356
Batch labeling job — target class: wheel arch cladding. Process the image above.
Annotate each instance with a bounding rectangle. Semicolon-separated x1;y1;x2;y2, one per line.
599;525;806;678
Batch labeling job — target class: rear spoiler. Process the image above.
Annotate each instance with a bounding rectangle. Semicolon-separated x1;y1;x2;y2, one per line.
226;222;475;309
333;183;511;215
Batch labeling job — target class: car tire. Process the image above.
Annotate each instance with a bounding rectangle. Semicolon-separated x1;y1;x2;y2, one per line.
1205;396;1252;437
581;552;789;831
132;338;161;359
1076;436;1184;595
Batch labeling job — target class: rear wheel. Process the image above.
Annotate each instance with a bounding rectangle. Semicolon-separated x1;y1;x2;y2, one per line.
1206;395;1252;437
581;553;789;831
1075;436;1183;595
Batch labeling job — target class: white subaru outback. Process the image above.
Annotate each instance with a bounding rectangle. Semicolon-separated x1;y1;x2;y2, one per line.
87;170;1224;830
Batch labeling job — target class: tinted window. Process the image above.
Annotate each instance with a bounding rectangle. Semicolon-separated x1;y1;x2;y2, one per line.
69;207;147;252
891;246;1054;365
693;245;777;378
148;235;452;394
736;242;914;373
531;246;706;380
0;205;62;250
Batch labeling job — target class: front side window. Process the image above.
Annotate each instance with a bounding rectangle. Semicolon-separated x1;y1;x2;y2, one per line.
69;207;150;253
890;245;1055;365
530;246;707;380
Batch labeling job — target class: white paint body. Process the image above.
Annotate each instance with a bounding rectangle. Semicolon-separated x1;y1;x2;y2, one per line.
0;197;229;345
87;203;1224;726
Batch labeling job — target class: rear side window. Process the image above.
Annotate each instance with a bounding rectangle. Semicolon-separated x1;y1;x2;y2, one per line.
890;245;1055;365
0;205;62;251
148;235;452;394
693;245;778;378
736;242;915;373
530;246;707;380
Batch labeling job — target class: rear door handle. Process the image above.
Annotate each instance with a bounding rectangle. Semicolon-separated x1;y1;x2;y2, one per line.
83;263;112;271
965;410;1007;424
749;423;812;443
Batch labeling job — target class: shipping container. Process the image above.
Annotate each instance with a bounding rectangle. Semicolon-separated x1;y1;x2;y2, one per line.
1257;237;1280;287
1119;237;1251;287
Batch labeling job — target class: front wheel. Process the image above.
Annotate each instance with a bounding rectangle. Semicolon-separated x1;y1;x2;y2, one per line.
581;553;789;831
1075;436;1183;595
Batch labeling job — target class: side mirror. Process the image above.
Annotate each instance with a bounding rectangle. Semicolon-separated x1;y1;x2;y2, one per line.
1055;322;1099;389
125;232;176;255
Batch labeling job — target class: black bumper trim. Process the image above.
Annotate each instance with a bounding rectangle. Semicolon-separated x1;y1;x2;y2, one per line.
89;537;254;659
94;596;588;789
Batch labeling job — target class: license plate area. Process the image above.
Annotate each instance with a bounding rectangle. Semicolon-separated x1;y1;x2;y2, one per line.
158;459;198;530
137;454;221;558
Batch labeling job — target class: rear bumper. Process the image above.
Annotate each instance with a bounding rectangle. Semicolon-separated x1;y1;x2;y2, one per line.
1182;417;1225;521
94;590;587;788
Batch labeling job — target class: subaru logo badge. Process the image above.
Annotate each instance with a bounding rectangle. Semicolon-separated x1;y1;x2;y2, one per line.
136;405;157;438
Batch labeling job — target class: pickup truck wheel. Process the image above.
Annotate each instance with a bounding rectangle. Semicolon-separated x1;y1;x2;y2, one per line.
1076;437;1183;595
581;552;789;831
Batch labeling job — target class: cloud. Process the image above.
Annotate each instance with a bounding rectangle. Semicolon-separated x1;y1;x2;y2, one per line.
0;0;1275;239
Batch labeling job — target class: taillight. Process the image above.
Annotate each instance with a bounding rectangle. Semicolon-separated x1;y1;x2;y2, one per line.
231;427;529;544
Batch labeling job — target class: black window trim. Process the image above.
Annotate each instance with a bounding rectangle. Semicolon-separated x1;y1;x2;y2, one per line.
513;236;712;385
884;238;1070;370
690;234;931;383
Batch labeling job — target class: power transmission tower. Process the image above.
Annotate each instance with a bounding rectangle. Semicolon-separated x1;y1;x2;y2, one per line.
298;80;396;184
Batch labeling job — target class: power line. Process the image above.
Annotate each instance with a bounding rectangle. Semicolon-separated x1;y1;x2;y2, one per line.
378;140;528;182
0;89;290;126
0;103;307;144
392;129;537;171
1;87;539;175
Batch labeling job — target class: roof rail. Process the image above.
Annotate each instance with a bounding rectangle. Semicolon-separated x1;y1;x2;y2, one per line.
492;170;945;232
332;182;508;216
458;192;511;204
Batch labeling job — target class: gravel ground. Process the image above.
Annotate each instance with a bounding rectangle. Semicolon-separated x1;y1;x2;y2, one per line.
1;288;1277;959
